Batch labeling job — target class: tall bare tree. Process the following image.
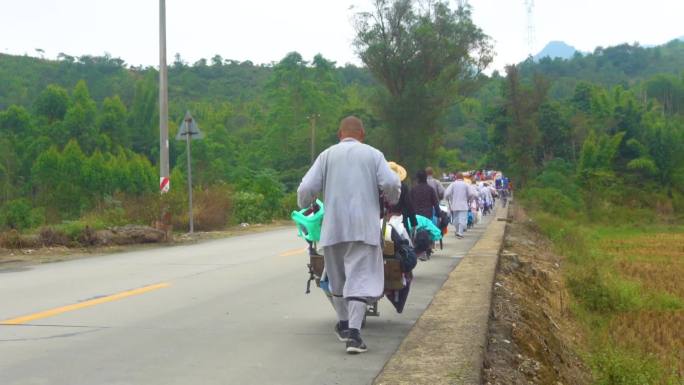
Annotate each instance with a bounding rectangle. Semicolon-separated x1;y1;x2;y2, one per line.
354;0;493;169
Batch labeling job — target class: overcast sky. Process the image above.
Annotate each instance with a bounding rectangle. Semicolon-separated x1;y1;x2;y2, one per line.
2;0;683;71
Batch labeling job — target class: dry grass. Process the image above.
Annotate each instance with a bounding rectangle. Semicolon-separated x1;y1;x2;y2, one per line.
597;229;684;381
602;232;684;261
603;231;683;297
617;260;684;298
609;310;684;376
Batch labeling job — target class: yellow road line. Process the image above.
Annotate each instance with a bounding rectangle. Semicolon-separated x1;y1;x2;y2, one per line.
279;247;307;257
1;282;171;325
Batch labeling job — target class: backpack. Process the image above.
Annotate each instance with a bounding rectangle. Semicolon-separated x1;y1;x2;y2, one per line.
438;210;450;231
391;227;417;273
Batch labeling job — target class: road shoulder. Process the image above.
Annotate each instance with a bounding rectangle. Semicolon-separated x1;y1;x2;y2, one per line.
0;222;292;271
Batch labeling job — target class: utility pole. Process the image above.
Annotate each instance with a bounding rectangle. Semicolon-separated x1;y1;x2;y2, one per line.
308;113;320;164
159;0;170;192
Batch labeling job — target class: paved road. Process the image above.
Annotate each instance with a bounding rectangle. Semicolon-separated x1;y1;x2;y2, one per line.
0;216;492;385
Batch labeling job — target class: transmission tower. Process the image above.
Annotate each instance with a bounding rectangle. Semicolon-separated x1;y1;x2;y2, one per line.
524;0;536;56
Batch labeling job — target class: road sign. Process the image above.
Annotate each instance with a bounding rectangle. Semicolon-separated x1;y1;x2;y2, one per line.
178;111;201;234
176;111;203;140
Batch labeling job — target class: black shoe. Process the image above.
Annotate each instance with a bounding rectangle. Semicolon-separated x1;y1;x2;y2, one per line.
334;322;350;342
346;329;367;354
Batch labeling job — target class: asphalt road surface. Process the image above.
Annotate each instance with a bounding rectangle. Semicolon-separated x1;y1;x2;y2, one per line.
1;217;491;385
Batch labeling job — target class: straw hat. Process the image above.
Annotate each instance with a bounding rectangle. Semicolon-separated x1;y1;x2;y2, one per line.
388;161;407;181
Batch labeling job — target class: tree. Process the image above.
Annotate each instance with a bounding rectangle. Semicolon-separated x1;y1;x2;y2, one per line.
537;101;570;162
128;74;158;157
642;119;684;191
576;131;625;217
0;106;32;201
501;66;548;187
63;80;99;151
100;95;129;147
644;73;684;116
354;0;492;169
262;52;344;185
35;85;70;124
211;55;223;67
0;105;32;139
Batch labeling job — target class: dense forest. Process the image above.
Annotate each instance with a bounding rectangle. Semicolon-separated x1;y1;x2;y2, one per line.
1;4;683;234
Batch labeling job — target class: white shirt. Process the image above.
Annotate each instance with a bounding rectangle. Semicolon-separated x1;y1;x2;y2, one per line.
382;214;413;247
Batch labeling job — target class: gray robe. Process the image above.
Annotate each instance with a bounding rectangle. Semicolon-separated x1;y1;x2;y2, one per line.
444;180;475;211
297;138;401;248
427;176;445;200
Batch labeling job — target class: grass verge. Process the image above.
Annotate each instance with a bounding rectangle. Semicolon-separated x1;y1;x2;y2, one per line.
528;212;683;384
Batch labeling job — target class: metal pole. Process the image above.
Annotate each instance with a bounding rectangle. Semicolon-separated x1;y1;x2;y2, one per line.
159;0;169;183
185;119;194;234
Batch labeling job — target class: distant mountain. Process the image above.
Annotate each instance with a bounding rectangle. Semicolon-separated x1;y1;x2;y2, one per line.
518;39;684;99
533;41;578;61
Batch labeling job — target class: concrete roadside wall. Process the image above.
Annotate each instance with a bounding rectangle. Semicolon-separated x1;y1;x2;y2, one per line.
374;205;509;385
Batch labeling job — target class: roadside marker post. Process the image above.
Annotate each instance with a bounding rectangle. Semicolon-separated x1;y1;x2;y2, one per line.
160;176;170;193
176;111;203;234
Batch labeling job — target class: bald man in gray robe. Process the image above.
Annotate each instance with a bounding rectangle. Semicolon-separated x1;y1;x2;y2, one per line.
298;116;401;354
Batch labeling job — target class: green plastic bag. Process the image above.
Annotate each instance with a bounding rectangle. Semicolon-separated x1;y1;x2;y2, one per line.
291;199;325;242
408;214;443;240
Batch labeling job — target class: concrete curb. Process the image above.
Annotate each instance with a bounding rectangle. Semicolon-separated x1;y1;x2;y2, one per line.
374;205;509;385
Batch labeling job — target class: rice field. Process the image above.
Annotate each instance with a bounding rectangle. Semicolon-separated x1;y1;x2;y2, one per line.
593;227;684;382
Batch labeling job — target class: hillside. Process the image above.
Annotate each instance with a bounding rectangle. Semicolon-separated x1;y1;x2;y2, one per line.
0;53;374;112
519;39;684;98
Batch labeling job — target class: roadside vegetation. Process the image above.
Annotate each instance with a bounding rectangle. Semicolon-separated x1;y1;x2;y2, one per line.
519;163;682;383
531;212;682;384
1;0;493;247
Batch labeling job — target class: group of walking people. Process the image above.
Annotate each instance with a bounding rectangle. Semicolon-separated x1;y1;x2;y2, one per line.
443;174;499;238
296;116;503;355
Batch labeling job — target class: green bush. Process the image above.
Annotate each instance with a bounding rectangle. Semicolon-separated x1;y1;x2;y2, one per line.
645;291;684;311
592;348;664;385
592;204;658;226
237;168;285;213
520;187;581;218
52;219;106;241
530;159;582;203
0;199;44;230
530;212;589;259
567;268;644;313
278;192;299;219
81;205;128;228
233;192;270;224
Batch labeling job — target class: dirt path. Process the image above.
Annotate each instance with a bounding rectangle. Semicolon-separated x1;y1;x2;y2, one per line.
483;206;591;385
